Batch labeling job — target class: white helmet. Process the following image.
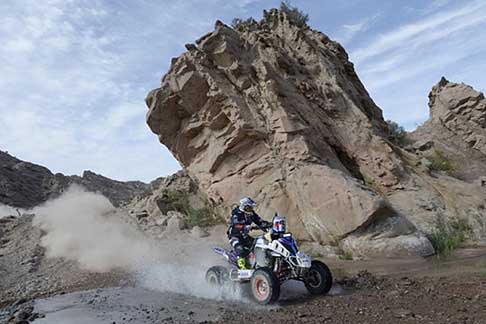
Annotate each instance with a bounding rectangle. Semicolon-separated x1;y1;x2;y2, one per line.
272;214;286;234
239;197;256;214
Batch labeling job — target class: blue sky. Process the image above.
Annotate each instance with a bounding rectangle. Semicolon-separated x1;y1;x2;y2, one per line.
0;0;485;182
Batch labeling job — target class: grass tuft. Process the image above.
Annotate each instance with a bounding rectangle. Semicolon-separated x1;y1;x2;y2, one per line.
331;236;354;260
428;219;471;257
427;150;455;172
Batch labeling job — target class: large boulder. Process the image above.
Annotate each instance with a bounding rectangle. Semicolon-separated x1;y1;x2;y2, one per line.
146;9;431;256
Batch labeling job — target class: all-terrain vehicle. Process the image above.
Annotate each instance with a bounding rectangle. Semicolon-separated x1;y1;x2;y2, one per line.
206;223;333;304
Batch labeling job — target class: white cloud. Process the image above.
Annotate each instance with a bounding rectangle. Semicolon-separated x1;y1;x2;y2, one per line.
337;13;381;44
0;0;171;181
351;0;486;64
1;0;485;180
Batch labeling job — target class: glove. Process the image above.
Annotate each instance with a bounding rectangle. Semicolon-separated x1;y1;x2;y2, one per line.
243;225;252;233
262;221;272;229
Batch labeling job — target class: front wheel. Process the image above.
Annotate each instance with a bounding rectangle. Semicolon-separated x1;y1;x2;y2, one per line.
250;267;280;304
304;260;333;295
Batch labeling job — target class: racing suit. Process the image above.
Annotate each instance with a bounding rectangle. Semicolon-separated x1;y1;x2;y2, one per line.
227;207;268;258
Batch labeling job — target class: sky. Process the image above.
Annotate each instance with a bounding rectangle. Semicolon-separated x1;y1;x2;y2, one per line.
0;0;485;182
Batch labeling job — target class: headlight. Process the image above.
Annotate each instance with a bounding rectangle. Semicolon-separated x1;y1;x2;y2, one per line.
296;252;311;268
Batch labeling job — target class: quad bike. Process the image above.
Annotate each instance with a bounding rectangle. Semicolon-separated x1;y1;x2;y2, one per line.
206;224;333;304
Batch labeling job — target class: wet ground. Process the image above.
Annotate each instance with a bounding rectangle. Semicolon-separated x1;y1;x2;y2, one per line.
328;245;486;278
29;281;345;324
2;246;486;324
33;287;226;324
13;247;483;324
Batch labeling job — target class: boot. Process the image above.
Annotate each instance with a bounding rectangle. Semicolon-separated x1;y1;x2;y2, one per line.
237;257;247;270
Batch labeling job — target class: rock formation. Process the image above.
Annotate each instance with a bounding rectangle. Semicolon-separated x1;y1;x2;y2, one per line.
146;9;437;256
0;151;147;208
410;77;486;181
395;78;486;241
126;171;222;238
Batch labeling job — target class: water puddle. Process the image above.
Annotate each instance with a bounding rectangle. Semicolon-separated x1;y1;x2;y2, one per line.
328;246;486;278
33;286;224;324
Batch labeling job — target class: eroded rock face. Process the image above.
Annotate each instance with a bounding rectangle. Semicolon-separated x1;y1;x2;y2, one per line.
428;77;486;154
126;171;222;238
402;78;486;242
146;9;430;255
411;78;486;182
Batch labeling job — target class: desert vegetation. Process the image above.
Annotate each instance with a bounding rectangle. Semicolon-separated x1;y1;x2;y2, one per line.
428;219;472;257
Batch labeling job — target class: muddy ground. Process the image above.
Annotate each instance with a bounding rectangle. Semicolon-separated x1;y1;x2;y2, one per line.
2;215;486;324
1;257;485;324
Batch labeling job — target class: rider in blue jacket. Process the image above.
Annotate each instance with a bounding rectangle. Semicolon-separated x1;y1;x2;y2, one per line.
227;197;270;269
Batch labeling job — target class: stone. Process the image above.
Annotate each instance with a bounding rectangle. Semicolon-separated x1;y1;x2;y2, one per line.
145;8;430;255
166;211;187;231
479;176;486;187
412;140;434;152
184;43;197;51
420;158;432;171
191;226;209;238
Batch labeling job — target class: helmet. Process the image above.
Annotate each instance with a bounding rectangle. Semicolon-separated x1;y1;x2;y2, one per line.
239;197;256;214
272;214;286;234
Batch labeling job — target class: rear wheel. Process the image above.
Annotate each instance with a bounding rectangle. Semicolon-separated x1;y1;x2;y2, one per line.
304;260;333;295
250;267;280;304
205;266;229;287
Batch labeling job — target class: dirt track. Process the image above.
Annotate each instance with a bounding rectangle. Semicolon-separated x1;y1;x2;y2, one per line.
2;214;486;323
1;249;485;324
9;266;486;324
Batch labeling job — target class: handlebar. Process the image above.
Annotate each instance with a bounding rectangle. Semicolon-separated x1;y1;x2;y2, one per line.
250;224;270;232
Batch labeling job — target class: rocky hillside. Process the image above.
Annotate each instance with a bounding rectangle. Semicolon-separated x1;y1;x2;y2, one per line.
409;77;486;182
394;78;486;240
145;8;486;257
0;151;147;208
126;171;223;238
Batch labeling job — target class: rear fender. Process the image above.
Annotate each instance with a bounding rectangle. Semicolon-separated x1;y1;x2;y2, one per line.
213;247;230;259
213;247;238;265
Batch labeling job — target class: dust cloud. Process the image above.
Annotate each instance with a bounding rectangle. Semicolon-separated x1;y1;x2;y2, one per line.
33;185;158;272
31;185;238;299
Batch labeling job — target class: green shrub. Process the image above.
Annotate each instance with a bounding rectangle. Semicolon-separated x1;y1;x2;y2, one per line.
428;219;470;257
427;150;455;172
185;206;220;228
385;120;406;145
159;190;223;228
280;1;309;28
338;250;354;261
331;237;353;260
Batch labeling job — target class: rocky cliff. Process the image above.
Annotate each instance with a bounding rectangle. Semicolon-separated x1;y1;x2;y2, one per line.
0;151;147;208
393;78;486;241
410;77;486;182
145;9;449;257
